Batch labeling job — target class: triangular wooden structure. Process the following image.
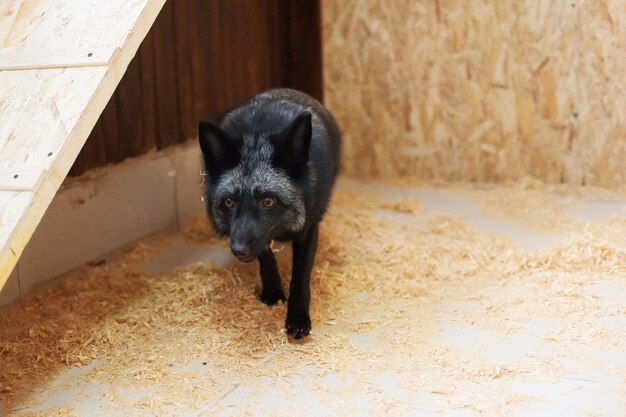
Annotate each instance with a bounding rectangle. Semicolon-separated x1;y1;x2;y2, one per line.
0;0;166;290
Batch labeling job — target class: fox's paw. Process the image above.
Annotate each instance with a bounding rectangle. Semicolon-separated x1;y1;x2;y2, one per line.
285;313;311;339
259;288;286;306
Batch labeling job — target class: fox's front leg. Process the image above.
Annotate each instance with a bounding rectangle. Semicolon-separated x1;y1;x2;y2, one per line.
286;224;318;339
258;248;286;305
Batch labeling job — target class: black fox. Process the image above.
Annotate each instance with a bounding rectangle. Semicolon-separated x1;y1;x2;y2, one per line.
198;88;341;339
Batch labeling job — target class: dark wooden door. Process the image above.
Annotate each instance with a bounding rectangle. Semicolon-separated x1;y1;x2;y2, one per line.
70;0;322;175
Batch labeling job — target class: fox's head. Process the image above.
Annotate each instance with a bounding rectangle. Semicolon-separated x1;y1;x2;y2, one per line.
198;113;312;262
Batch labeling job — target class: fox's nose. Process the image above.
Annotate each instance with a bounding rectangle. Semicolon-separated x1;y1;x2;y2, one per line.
230;242;250;259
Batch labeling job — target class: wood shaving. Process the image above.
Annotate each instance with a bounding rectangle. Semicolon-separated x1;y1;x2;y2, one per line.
9;407;77;417
180;213;217;243
1;182;624;415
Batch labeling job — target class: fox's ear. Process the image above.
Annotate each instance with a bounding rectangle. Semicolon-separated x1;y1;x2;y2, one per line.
271;112;312;168
198;122;240;173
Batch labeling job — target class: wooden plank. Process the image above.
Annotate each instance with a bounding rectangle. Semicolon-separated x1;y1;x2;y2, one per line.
0;191;31;252
220;0;246;106
0;70;87;172
138;28;158;152
100;92;123;165
250;1;278;92
69;108;108;176
0;46;118;71
275;0;294;90
267;0;285;87
286;0;323;101
115;52;146;158
172;0;196;142
228;1;277;100
0;0;167;291
0;1;155;50
187;0;208;121
239;1;272;99
271;0;323;101
189;0;223;121
0;1;37;48
152;1;181;148
0;168;44;192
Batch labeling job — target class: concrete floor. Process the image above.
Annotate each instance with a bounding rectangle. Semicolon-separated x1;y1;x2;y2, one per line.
7;181;626;417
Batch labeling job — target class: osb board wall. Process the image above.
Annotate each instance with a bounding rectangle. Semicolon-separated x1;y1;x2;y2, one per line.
322;0;626;188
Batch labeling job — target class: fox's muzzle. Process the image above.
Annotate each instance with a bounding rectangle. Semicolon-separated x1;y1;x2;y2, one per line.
230;240;256;262
229;216;267;262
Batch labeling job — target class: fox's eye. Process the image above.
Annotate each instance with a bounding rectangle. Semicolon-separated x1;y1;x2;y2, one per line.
261;197;276;208
224;198;236;208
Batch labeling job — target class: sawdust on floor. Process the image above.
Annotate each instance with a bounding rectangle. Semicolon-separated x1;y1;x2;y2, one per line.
0;180;625;415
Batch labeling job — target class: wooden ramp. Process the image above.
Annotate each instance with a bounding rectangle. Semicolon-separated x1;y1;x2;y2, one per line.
0;0;166;290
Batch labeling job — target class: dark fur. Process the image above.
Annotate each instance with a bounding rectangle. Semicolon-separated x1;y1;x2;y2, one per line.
198;89;341;339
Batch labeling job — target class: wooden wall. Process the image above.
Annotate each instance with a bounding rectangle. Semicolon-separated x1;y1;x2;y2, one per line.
70;0;322;175
322;0;626;188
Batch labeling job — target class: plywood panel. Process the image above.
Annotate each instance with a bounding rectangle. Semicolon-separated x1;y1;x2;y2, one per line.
0;1;151;50
322;0;626;188
0;47;117;71
0;66;106;175
0;0;167;291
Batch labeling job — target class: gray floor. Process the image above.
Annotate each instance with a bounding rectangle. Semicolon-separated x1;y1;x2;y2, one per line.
8;181;626;417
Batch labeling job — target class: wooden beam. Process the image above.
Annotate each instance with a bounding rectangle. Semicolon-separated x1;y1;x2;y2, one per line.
0;168;44;192
0;47;118;71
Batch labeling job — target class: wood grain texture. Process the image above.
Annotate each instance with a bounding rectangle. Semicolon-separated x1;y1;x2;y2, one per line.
0;192;31;253
172;0;195;142
0;47;117;71
152;0;181;149
282;0;324;101
0;169;44;192
75;0;325;174
100;95;122;166
322;0;626;188
0;0;167;291
116;52;147;159
138;28;158;155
